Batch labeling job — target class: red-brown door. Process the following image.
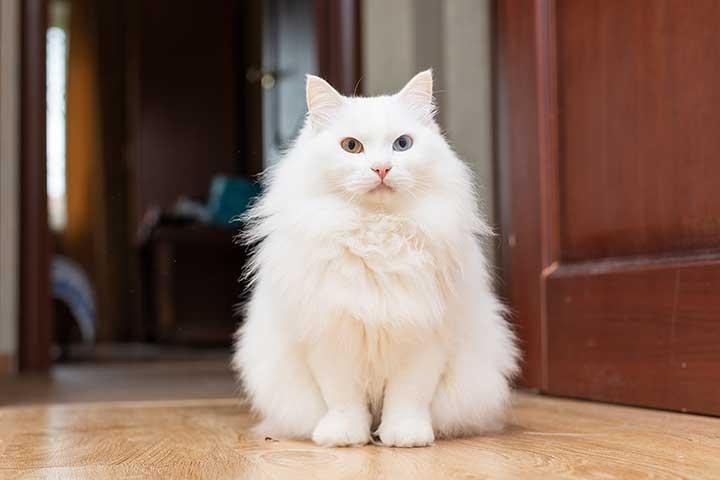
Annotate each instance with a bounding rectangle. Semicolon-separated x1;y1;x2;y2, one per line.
497;0;720;414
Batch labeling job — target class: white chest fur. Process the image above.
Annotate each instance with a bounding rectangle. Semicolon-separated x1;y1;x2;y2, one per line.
302;212;458;331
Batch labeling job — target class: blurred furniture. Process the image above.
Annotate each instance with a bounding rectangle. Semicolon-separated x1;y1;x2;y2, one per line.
52;256;96;361
206;175;261;227
129;1;257;344
143;224;247;345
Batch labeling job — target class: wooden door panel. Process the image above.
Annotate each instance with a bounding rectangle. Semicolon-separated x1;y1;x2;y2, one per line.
546;257;720;414
497;0;720;412
544;0;720;414
557;0;720;262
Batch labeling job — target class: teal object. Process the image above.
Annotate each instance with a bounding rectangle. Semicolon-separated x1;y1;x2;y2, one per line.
206;175;261;227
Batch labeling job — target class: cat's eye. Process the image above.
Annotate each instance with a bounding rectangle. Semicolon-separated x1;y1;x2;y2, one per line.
341;137;364;154
393;134;413;152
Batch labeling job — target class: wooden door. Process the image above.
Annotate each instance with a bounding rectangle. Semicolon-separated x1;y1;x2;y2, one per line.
497;0;720;414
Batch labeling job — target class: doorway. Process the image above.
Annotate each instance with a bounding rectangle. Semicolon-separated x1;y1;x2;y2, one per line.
20;0;362;372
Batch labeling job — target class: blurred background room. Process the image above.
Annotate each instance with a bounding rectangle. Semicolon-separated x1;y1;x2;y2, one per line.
2;0;719;423
0;0;497;403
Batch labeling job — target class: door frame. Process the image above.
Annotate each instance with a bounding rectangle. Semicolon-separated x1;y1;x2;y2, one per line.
1;0;22;375
19;0;52;372
314;0;363;96
494;0;555;389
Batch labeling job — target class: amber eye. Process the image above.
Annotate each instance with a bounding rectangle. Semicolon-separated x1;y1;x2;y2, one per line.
340;137;364;154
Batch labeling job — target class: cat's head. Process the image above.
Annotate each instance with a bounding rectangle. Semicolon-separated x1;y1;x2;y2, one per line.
300;70;456;206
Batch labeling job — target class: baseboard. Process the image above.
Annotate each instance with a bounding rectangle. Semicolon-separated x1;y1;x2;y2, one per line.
0;353;16;375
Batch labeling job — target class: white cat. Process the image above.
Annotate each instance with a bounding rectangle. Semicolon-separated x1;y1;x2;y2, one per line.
233;70;518;448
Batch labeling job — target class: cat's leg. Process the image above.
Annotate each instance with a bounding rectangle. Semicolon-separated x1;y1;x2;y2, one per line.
376;336;445;447
431;293;518;438
306;321;371;447
431;355;512;438
233;289;327;440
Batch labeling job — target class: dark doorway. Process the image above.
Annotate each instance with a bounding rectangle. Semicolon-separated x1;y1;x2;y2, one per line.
20;0;362;372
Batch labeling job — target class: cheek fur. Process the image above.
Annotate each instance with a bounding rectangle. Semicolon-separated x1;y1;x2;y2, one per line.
386;152;435;193
344;168;380;195
323;159;377;195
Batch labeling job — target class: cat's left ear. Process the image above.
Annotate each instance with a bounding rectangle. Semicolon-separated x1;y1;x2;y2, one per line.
398;69;435;122
306;74;344;128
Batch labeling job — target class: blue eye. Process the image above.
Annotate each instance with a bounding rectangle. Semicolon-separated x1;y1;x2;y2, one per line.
393;134;413;152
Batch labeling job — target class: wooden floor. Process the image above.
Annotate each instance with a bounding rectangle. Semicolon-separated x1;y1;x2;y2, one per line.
2;373;720;479
0;357;237;406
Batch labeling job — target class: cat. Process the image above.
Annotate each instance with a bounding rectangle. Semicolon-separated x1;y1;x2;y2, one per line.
233;70;518;448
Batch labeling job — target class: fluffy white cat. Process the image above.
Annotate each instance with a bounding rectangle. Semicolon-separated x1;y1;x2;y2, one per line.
233;70;518;448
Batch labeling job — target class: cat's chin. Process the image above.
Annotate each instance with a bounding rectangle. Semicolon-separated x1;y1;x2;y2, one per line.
368;183;394;194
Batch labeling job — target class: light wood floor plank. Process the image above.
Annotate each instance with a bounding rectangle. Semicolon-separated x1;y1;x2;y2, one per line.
2;392;718;479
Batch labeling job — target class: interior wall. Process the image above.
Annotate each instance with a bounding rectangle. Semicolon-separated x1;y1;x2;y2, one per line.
361;0;415;96
362;0;497;263
0;0;20;373
444;0;496;264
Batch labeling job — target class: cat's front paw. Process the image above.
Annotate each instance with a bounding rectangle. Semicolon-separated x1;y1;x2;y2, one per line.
312;409;371;447
377;416;435;448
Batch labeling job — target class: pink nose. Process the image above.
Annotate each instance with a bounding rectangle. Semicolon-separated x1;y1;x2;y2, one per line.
372;166;392;180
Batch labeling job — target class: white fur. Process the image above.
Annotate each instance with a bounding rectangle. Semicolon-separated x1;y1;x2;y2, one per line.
233;70;519;448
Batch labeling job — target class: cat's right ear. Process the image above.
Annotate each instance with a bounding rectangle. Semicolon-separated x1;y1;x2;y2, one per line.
398;69;435;124
306;75;344;129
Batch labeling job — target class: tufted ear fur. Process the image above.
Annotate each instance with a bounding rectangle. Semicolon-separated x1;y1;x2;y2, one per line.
306;75;344;128
397;69;435;123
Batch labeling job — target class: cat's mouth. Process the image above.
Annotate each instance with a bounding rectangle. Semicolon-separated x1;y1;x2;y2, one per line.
369;183;394;194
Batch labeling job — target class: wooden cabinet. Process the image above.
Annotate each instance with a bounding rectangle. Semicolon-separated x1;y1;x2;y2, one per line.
144;225;247;345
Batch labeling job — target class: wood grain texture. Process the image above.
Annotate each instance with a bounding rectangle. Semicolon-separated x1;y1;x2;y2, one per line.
540;0;720;415
556;0;720;262
2;393;720;479
499;0;720;411
494;0;546;388
546;255;720;415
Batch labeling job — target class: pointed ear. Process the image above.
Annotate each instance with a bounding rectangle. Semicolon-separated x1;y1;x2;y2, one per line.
306;74;344;128
397;69;435;121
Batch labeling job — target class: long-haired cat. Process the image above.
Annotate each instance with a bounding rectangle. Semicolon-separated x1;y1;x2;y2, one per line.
233;70;518;447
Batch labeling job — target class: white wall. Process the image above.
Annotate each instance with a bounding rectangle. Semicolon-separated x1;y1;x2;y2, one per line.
0;0;21;369
444;0;496;262
362;0;497;263
362;0;416;96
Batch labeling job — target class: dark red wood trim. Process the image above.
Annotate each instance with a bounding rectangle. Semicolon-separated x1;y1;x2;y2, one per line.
536;0;560;391
545;257;720;415
495;0;548;388
537;0;560;268
314;0;362;96
239;0;263;176
20;0;52;371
